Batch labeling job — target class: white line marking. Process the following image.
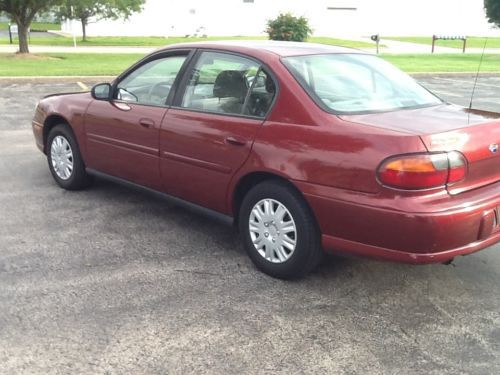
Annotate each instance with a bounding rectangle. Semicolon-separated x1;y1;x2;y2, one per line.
76;81;89;91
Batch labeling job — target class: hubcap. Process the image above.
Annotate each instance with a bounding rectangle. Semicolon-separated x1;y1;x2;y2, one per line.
50;135;74;180
249;198;297;263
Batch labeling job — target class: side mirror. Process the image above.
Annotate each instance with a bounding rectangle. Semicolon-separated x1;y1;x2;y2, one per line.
91;83;112;100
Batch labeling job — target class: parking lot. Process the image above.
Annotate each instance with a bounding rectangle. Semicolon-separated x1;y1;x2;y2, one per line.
0;77;499;374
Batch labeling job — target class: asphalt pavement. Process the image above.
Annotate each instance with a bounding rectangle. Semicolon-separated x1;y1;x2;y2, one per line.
0;78;499;374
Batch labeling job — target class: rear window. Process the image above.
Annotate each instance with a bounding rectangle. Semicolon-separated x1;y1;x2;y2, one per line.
282;53;441;114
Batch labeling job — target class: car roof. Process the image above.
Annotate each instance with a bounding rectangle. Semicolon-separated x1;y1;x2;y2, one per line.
160;40;364;58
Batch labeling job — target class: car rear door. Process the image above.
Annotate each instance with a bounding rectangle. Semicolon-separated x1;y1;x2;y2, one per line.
84;51;191;190
159;50;277;212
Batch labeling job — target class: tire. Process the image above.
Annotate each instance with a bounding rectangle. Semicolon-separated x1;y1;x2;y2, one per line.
239;180;323;279
46;124;93;190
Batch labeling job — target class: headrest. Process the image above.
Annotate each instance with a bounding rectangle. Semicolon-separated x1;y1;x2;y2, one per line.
213;70;248;99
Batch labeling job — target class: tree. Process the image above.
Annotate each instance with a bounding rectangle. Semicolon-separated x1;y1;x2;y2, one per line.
484;0;500;27
0;0;61;53
57;0;145;42
266;13;312;42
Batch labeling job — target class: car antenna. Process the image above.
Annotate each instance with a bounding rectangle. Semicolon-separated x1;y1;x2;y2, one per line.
468;37;488;114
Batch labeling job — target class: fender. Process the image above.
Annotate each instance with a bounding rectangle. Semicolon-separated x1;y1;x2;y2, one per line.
37;92;93;161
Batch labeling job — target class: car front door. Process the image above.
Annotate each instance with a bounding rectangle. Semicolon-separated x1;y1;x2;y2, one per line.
159;51;277;212
84;52;190;190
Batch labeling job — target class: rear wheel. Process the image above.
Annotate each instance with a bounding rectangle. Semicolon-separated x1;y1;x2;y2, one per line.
239;180;323;279
46;124;93;190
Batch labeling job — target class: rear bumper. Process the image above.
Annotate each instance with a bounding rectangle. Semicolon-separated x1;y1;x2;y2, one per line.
322;231;500;264
297;181;500;264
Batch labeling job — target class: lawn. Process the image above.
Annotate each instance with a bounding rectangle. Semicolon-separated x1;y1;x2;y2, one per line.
0;53;143;76
309;37;376;48
0;34;375;48
1;53;499;77
0;22;61;32
385;36;500;49
382;54;500;73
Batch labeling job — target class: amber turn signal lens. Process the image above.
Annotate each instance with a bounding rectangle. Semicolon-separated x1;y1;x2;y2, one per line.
378;152;467;190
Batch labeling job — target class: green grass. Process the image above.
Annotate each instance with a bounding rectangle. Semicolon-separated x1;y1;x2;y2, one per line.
0;22;61;32
1;53;499;77
382;54;500;73
0;53;144;76
308;37;375;48
386;36;500;49
0;34;375;48
9;35;268;47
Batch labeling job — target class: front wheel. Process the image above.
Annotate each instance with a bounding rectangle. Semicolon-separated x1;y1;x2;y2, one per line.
239;180;323;279
47;124;93;190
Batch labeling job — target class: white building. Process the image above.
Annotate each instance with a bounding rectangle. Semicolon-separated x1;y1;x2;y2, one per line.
63;0;499;37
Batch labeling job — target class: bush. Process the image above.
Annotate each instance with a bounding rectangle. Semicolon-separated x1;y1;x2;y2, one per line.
266;13;312;42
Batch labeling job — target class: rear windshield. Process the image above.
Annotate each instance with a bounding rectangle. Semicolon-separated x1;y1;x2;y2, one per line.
282;53;441;114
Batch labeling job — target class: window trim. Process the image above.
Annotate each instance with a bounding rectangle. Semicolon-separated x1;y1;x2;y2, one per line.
171;48;279;120
110;49;196;109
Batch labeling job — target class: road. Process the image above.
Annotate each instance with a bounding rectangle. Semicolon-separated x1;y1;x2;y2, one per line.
0;78;499;374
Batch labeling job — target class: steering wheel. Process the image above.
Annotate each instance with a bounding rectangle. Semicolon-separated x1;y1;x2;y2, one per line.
147;81;172;103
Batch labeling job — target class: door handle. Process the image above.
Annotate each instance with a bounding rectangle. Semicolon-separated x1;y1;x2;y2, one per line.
139;118;155;128
225;136;247;146
112;101;131;111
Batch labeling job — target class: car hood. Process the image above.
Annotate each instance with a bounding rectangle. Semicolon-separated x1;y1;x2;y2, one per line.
42;91;89;100
339;103;500;136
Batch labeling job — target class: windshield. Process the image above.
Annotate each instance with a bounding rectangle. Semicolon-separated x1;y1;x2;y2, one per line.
282;54;441;114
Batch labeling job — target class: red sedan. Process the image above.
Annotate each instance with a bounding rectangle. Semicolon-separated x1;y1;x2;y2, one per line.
32;41;500;278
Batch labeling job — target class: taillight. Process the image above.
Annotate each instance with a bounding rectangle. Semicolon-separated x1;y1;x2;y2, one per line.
377;152;467;190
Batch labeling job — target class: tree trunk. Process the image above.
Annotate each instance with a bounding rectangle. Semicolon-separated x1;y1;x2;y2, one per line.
17;24;30;54
81;18;87;42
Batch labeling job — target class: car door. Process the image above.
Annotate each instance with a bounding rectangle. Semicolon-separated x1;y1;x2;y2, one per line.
159;51;277;212
84;51;191;190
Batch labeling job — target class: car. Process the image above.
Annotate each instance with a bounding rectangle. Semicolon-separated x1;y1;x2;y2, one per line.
32;41;500;279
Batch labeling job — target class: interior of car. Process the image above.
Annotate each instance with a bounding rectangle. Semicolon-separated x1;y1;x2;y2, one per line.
113;52;276;117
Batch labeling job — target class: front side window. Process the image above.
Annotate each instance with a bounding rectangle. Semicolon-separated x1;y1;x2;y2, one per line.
283;53;441;114
116;55;187;106
181;52;275;117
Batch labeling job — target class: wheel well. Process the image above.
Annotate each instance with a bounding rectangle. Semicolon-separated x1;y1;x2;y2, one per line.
43;115;69;153
232;172;304;223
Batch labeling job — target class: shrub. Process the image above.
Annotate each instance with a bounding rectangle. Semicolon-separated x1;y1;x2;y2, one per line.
266;13;312;42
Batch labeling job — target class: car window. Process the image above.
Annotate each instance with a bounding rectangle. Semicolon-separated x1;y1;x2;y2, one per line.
116;55;187;106
181;52;270;116
283;54;441;114
244;69;276;117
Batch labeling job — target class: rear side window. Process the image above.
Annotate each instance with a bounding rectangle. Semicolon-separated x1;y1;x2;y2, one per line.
244;69;276;117
181;51;275;117
283;53;440;114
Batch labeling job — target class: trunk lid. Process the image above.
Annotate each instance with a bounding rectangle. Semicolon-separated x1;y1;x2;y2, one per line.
341;104;500;194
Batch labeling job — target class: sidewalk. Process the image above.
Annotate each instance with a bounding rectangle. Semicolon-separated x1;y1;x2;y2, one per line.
1;39;499;55
353;37;500;54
